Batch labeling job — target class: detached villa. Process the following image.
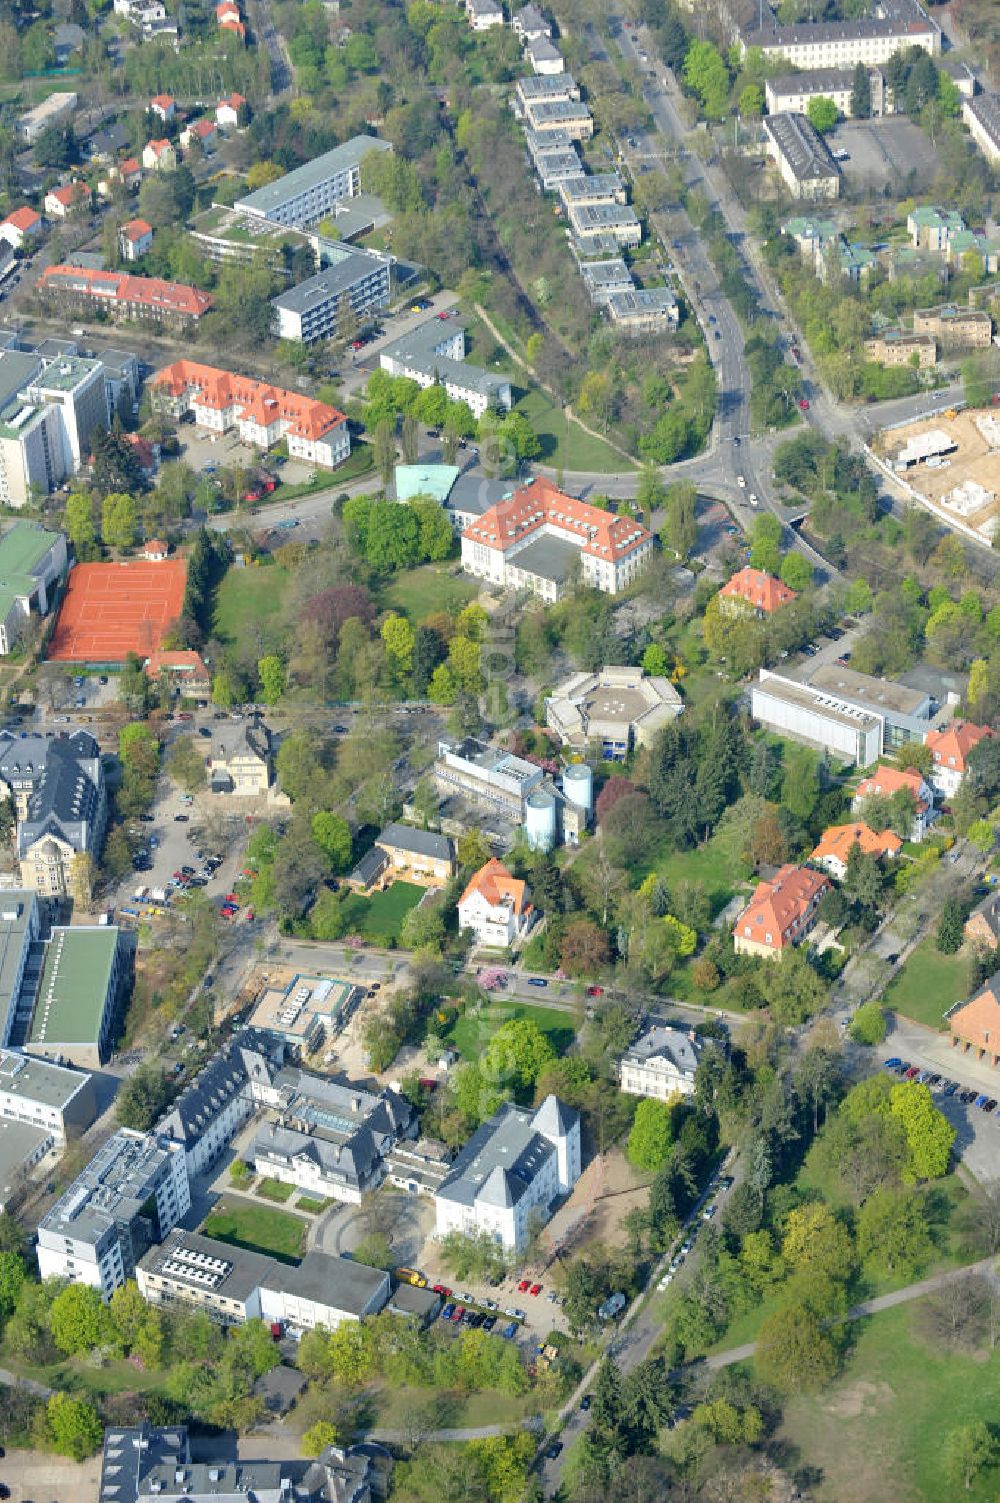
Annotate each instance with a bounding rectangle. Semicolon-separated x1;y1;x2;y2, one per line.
457;858;532;948
733;864;830;959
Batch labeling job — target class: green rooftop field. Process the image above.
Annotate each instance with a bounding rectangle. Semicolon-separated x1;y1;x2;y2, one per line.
29;928;118;1048
202;1200;306;1264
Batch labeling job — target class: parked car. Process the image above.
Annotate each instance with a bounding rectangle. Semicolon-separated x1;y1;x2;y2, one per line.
529;1283;542;1297
580;1395;592;1411
527;977;548;988
517;1279;531;1292
883;1058;902;1070
451;1305;464;1322
546;1442;563;1460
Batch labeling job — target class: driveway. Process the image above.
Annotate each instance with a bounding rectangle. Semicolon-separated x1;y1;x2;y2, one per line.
311;1190;434;1266
0;1447;101;1503
876;1019;1000;1183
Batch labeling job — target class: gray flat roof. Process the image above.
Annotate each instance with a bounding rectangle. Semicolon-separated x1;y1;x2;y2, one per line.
41;1128;176;1247
235;136;392;216
753;673;881;731
0;1117;49;1198
805;662;928;716
768;67;854;94
608;287;678;318
508;532;581;582
0;892;36;1029
268;1250;389;1312
378;821;451;861
0;1047;89;1110
273;247;391;313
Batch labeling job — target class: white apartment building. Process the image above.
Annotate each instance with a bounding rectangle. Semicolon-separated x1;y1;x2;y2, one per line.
379;314;511;419
272;244;393;343
0;1048;96;1140
763;112;841;200
765;67;886;117
0;352;111;507
233;137;393;229
37;1129;191;1298
744;4;939;70
619;1023;703;1100
434;1095;580;1251
155;1031;283;1178
457;858;533;947
963;94;1000;166
466;0;504;27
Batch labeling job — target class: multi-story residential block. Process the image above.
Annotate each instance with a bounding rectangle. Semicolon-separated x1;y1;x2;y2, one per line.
0;207;42;251
249;1069;416;1204
852;764;935;841
25;925;125;1068
566;201;642;248
766;66;886;117
579;256;634;305
234;137;393;229
907;204;965;251
513;2;550;38
719;566;797;616
527;35;564;73
864;330;937;367
138;1230;390;1331
0;891;41;1047
809;821;902;881
0;522;67;653
11;732;107;899
458;858;533;947
546;666;683;758
151;362;350;468
963;93;1000;165
923;720;991;799
38;266;212;328
558;173;627;209
272;244;393;343
379;314;512;419
435;1094;580;1251
619;1022;703;1100
461;477;653;600
733;864;830;959
763;112;841;200
515;73;580;111
781;214;837;260
156;1031;283;1178
0;1045;96;1175
912;303;993;348
349;823;455;891
37;1127;190;1296
606;287;680;332
207;718;273;794
521;97;593;139
744;0;939;70
99;1426;379;1503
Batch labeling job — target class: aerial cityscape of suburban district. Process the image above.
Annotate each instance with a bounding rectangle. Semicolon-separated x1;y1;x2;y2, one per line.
3;0;1000;1497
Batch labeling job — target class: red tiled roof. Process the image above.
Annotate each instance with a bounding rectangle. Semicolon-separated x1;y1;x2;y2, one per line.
151;94;174;109
146;138;172;156
39;265;213;319
145;649;210;680
719;566;796;613
47;182;88;208
854;765;930;815
4;206;40;231
219;91;246;109
187;119;215;139
123;217;153;242
461;476;651;566
151;360;347;442
924;720;992;775
734;863;829;952
220;16;246;34
811;823;902;866
121;157;141;175
459;857;530;916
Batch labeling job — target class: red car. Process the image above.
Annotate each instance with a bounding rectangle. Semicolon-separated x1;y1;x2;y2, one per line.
529;1283;542;1297
586;985;603;997
517;1279;531;1292
451;1305;464;1321
798;398;810;410
177;712;193;720
351;340;365;351
437;310;450;319
904;1066;920;1079
433;1284;452;1298
225;893;239;905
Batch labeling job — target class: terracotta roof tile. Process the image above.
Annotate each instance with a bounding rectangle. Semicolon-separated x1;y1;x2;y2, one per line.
719;566;796;613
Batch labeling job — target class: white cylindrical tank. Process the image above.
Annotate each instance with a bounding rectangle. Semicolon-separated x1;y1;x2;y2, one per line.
525;791;557;851
562;763;594;820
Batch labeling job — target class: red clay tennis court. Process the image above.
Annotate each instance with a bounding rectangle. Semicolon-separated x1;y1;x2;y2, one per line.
47;559;188;664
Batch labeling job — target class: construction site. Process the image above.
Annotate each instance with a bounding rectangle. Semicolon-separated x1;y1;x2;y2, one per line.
872;406;1000;544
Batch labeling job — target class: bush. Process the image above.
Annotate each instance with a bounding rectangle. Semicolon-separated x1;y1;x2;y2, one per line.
849;1001;887;1046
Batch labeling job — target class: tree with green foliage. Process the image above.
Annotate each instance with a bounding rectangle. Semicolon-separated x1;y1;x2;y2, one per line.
780;744;820;822
890;1080;955;1180
64;492;99;558
166;734;207;794
780;552;813;592
849;1001;887;1046
749;512;782;575
755;1303;839;1394
381;613;415;675
301;1420;339;1458
49;1283;108;1356
807;95;840;132
116;1062;173;1131
46;1392;104;1460
850;61;872;117
738;83;764;118
627;1098;676;1173
101;492;138;549
857;1185;932;1278
482;1017;556;1093
310;811;352;872
936;896;965;954
663;481;698;559
683;38;730;120
257;655;286;705
943;1421;997;1491
782;1202;855;1282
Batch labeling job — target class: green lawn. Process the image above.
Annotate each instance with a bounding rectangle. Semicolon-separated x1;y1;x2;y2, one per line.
779;1300;1000;1503
339;880;424;943
515;387;634;474
256;1176;295;1202
379;565;478;620
296;1194;334;1213
367;1382;536;1433
202;1199;306;1264
446;999;577;1061
214;563;291;642
884;936;969;1030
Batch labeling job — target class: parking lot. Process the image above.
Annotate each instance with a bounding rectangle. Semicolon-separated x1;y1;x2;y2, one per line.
176;425;315;490
834;118;941;194
877;1026;1000;1183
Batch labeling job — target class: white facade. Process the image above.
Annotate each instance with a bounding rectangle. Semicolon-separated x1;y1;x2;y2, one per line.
751;671;883;766
466;0;504;28
0;1049;95;1140
746;15;939;70
619;1024;702;1101
963;95;1000;166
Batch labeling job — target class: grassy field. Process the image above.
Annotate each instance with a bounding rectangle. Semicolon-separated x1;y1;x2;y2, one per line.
515;387;634;474
884;936;969;1029
297;1195;333;1213
339;881;424;943
446;999;576;1061
214;563;291;642
256;1176;295;1202
379;565;478;620
203;1200;306;1264
779;1300;1000;1503
368;1382;536;1433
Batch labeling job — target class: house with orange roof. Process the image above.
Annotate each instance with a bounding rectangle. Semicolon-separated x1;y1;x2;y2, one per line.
43;182;90;219
924;719;992;799
0;206;42;250
98;159;142;198
150;94;175;122
119;217;153;262
948;980;1000;1067
216;92;247;129
38;266;212;329
145;649;211;697
219;14;246;37
852;764;935;842
733;863;830;959
142;138;177;172
460;476;653;601
719;566;796;617
458;858;533;948
180;118;217;152
810;822;902;882
150;360;351;470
